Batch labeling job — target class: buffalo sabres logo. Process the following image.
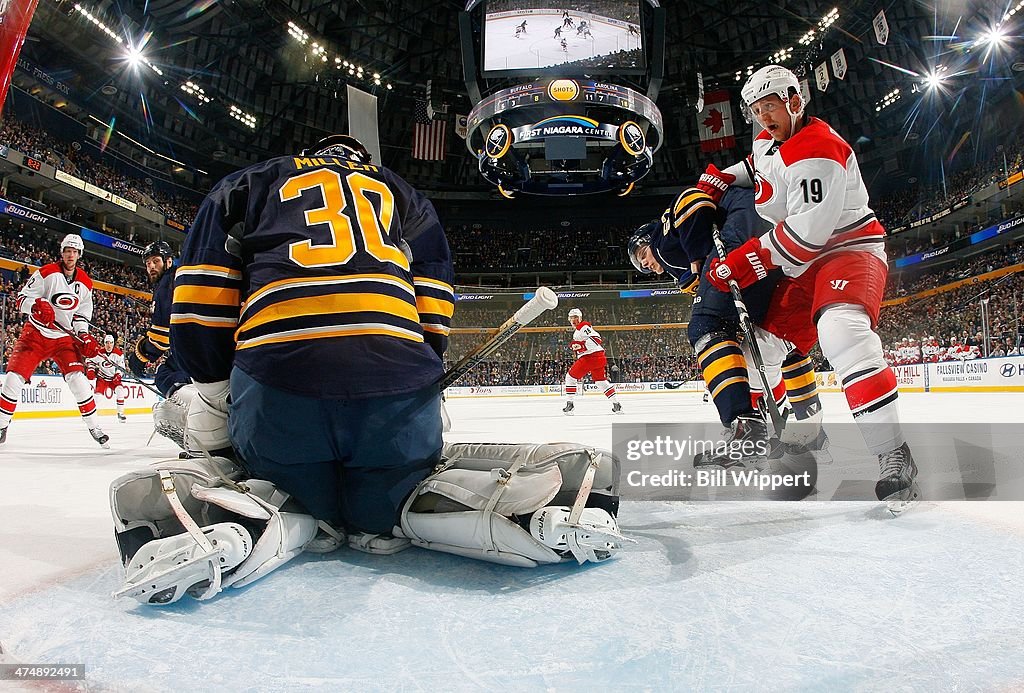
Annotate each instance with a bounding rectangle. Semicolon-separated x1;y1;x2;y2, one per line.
484;124;512;159
753;171;775;205
51;292;80;311
618;121;646;157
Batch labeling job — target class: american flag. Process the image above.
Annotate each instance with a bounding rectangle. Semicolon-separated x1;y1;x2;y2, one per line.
412;99;447;161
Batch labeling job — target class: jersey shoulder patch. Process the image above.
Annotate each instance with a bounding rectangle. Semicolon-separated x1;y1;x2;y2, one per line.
38;263;61;278
75;268;94;290
780;118;852;168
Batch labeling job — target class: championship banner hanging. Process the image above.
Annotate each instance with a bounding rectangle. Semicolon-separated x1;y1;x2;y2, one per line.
815;62;830;92
873;9;890;46
697;90;736;153
0;0;42;116
799;79;812;106
831;48;848;80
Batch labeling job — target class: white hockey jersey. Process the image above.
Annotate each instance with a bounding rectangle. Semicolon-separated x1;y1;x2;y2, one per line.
17;262;94;339
88;348;125;380
570;321;604;358
724;118;886;277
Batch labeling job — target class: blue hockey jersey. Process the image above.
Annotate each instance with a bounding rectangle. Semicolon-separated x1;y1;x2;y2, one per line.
650;185;768;283
170;154;454;399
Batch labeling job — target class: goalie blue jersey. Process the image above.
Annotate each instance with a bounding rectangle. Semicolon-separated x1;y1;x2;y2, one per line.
170;154;454;399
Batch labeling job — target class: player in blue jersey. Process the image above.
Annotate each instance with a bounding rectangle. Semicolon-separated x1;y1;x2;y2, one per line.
629;186;828;466
170;134;455;551
128;241;199;451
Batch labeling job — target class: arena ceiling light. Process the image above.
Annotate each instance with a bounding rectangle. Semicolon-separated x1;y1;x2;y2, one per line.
875;88;901;111
1001;0;1024;24
73;4;123;44
229;104;257;129
799;7;840;46
924;66;948;90
181;81;211;104
284;18;391;90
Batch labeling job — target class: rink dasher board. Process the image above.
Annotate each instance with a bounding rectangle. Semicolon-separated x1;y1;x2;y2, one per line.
0;374;160;419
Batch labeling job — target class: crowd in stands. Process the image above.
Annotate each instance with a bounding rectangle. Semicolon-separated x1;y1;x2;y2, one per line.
885;238;1024;297
0;218;150;291
878;271;1024;365
0;118;201;225
874;137;1024;231
1;273;151;376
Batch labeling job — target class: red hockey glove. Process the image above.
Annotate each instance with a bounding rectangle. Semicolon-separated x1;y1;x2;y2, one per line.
706;237;776;292
696;163;736;204
86;367;97;380
31;298;55;327
78;333;102;358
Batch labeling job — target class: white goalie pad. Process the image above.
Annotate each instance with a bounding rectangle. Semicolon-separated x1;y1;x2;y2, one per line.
110;457;317;605
152;384;197;450
397;442;629;567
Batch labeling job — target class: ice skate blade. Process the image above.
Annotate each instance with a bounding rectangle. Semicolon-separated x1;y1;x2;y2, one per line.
885;483;921;516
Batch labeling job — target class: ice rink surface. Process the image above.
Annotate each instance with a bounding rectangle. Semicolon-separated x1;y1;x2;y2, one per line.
2;392;1024;691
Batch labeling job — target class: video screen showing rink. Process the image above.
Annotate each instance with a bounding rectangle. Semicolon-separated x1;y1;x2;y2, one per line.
482;1;643;73
2;390;1024;689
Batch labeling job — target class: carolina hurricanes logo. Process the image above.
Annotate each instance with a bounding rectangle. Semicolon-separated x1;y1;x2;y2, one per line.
51;293;80;311
753;172;775;205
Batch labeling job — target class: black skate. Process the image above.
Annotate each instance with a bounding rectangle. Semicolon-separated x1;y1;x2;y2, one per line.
611;402;622;414
694;414;775;469
90;427;110;449
563;401;575;416
0;427;6;445
118;413;127;423
876;442;920;515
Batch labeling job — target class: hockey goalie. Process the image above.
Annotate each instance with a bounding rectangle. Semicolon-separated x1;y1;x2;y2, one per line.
110;442;630;605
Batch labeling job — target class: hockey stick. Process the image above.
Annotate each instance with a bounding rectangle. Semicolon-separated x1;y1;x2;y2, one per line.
710;225;786;436
440;286;559;390
51;323;164;398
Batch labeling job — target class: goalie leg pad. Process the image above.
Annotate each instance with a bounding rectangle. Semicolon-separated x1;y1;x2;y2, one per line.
110;458;317;604
153;384;197;450
398;442;626;567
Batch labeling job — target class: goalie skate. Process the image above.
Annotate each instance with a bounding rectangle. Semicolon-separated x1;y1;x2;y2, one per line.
115;522;253;605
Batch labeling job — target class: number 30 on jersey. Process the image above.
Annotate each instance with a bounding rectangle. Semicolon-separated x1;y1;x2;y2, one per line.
280;168;410;271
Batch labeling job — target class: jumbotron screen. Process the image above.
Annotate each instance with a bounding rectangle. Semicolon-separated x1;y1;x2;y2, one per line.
482;1;644;76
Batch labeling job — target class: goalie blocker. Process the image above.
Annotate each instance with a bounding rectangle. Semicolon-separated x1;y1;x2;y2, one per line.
111;442;629;605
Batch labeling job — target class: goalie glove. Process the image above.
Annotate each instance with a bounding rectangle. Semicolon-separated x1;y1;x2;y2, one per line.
696;163;736;204
185;380;231;453
707;237;776;292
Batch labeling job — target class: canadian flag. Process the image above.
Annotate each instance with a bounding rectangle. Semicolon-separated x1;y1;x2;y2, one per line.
697;90;736;153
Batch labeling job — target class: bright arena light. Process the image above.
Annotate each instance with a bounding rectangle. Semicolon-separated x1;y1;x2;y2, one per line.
125;48;144;68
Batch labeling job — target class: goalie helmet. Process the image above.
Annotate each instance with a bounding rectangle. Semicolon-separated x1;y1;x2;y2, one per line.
303;134;371;164
740;65;806;124
60;234;84;254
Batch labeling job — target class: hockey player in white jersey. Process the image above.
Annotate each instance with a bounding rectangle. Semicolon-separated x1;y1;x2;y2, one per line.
0;234;108;447
698;65;917;511
563;308;621;415
87;334;128;422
